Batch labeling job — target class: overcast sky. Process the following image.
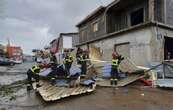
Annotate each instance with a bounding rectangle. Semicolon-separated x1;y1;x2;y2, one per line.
0;0;113;54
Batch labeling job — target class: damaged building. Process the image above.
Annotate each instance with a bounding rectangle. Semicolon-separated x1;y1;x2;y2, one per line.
76;0;173;66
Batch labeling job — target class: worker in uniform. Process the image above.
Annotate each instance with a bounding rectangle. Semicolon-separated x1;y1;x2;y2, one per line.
64;51;73;74
79;51;88;75
50;52;57;65
110;52;119;86
76;48;83;64
27;65;41;90
110;50;124;86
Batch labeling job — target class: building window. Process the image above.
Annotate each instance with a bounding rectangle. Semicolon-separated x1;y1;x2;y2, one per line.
81;30;84;38
80;30;87;41
130;8;144;26
93;22;98;32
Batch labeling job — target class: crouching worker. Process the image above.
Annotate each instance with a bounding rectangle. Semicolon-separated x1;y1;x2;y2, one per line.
64;51;73;74
27;65;41;91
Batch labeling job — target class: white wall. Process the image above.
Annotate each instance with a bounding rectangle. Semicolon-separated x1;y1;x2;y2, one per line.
63;36;72;49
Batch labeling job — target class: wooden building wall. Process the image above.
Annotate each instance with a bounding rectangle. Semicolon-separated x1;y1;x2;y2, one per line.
79;14;106;44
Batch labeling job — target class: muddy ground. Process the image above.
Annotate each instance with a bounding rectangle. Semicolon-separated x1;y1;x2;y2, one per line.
0;63;173;110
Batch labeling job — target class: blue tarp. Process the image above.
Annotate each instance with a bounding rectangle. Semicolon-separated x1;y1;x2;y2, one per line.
81;80;95;86
102;64;112;78
55;79;69;86
39;68;52;77
102;63;126;78
69;66;81;76
39;64;65;77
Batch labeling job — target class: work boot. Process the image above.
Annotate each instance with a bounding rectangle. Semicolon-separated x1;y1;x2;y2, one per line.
110;80;113;85
114;80;117;85
27;85;32;91
36;84;41;88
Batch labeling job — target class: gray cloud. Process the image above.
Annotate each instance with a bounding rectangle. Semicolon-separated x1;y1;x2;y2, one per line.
0;0;113;54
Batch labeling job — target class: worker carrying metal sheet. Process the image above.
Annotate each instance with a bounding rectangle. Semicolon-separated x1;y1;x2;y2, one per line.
26;64;41;91
110;51;124;86
79;50;88;75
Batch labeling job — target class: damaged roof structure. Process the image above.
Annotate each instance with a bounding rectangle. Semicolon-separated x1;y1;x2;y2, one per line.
76;0;173;66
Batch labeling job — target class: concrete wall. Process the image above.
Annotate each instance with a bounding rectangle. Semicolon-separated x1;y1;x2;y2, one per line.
107;0;149;33
79;27;154;66
154;0;165;23
150;26;173;62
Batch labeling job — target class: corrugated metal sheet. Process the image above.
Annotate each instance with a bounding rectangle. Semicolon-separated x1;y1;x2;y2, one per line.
33;80;96;101
119;58;139;73
96;74;144;87
155;79;173;88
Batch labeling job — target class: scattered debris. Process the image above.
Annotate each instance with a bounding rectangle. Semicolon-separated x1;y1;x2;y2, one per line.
140;93;145;96
0;85;14;97
0;79;26;101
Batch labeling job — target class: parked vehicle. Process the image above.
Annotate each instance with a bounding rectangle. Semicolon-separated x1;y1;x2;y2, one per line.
11;60;23;64
0;57;15;66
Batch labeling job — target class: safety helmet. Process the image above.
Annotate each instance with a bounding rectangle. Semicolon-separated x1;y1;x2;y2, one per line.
31;65;41;73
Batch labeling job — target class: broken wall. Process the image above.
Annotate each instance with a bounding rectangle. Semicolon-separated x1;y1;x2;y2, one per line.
79;27;153;66
150;26;173;62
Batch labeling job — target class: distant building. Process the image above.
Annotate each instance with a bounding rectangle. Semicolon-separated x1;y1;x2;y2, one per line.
6;45;23;60
50;32;79;64
50;32;79;54
0;44;5;57
76;0;173;66
59;33;79;52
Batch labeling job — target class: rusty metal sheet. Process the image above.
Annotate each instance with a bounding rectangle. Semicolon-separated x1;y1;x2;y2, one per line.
33;80;96;101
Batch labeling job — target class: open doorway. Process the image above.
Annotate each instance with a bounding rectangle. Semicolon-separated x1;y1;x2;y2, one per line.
164;37;173;60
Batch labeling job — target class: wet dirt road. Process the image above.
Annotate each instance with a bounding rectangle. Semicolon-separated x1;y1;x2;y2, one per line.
2;86;173;110
41;86;173;110
1;63;173;110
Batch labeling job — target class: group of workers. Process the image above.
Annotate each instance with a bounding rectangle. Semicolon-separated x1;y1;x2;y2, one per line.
26;47;124;90
26;48;89;90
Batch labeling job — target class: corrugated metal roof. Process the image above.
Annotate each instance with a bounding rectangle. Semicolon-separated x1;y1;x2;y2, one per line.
33;80;96;101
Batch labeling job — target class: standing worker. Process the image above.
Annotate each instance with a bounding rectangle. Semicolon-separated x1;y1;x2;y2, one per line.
76;48;83;64
110;50;124;86
64;50;73;74
79;51;88;75
110;51;119;86
26;64;41;91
